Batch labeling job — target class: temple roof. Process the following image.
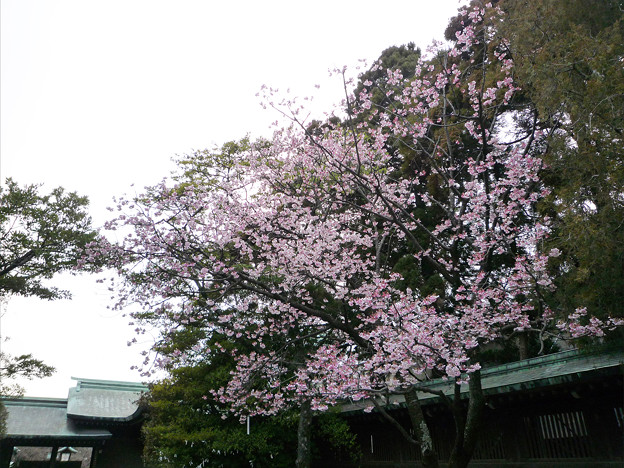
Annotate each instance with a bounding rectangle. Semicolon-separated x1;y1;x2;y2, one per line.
340;349;624;413
67;377;148;422
420;348;624;397
466;348;623;394
2;398;111;443
2;378;148;445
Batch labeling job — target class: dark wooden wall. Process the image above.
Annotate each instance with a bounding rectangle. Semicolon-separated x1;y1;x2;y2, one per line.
315;373;623;467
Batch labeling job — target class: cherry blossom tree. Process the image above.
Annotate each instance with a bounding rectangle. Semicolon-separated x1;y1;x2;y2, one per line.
89;3;622;467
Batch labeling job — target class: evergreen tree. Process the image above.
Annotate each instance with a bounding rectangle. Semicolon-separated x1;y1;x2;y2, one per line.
500;0;624;325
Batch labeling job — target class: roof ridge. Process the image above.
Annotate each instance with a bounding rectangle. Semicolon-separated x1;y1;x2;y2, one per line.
480;348;624;377
71;377;148;391
480;349;580;376
1;396;68;408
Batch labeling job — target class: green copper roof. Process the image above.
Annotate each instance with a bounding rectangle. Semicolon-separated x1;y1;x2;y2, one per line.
2;378;148;443
340;349;624;413
71;377;149;392
66;377;148;422
418;349;624;397
2;397;111;441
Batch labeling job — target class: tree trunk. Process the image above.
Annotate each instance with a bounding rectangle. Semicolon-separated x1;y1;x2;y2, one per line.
296;399;312;468
405;388;439;468
517;333;529;360
448;370;485;468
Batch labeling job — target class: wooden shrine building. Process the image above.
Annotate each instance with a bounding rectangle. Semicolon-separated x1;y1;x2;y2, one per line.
321;349;624;467
1;350;622;467
0;378;147;468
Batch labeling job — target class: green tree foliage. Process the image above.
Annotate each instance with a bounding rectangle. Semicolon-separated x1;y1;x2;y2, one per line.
141;324;359;468
144;361;359;468
0;179;96;433
0;178;97;300
0;402;5;435
0;352;55;396
353;43;422;116
0;350;55;435
143;357;298;467
500;0;624;323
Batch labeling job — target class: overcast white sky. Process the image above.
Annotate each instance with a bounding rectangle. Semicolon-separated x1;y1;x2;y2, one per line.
1;0;464;398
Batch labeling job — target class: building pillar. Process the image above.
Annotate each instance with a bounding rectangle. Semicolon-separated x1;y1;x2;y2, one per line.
89;446;100;468
0;444;14;468
49;446;58;468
